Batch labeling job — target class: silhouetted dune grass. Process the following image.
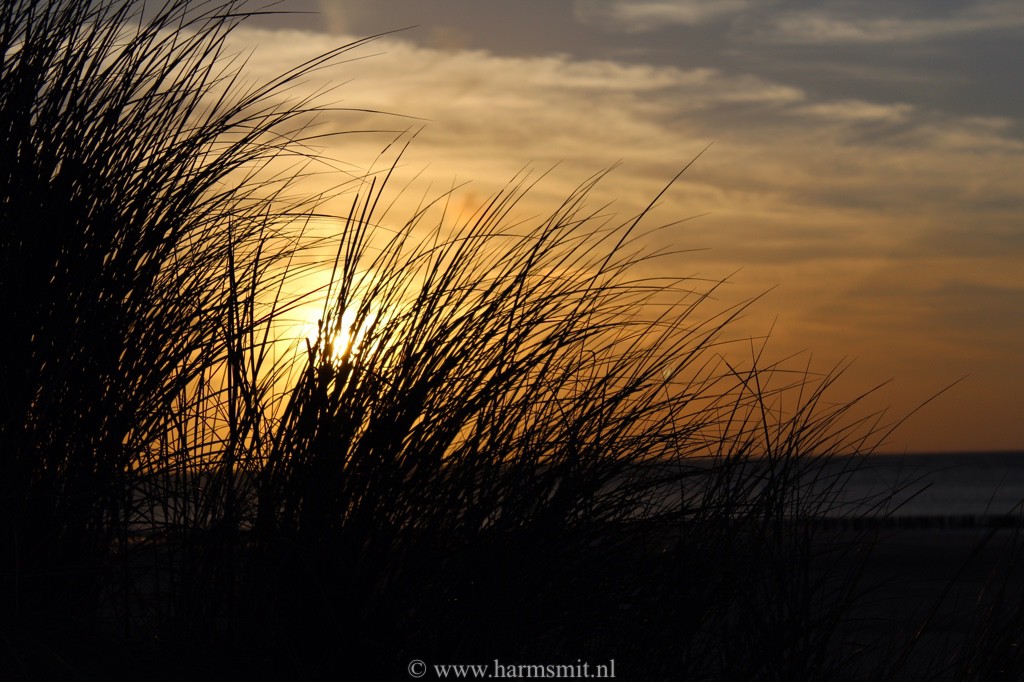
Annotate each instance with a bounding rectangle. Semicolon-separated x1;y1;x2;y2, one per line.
2;1;1018;679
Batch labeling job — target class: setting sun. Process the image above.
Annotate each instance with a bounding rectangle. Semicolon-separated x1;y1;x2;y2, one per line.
313;307;378;361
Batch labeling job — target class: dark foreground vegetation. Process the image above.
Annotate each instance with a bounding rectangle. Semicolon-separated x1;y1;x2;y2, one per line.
2;1;1022;679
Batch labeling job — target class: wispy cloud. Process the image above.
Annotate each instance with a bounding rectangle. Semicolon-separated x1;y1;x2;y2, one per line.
574;0;759;31
744;1;1024;45
571;0;1024;43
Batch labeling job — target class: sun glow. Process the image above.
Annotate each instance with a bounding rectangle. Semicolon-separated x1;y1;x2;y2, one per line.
309;307;379;362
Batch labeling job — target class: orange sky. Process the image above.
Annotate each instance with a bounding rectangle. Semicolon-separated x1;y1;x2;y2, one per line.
227;1;1023;452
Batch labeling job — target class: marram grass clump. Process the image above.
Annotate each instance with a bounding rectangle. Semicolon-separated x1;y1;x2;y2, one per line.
4;0;1000;679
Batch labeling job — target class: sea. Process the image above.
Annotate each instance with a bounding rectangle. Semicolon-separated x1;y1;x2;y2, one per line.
630;451;1024;527
816;450;1024;522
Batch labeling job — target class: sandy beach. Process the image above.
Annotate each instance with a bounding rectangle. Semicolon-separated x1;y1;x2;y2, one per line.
810;524;1024;679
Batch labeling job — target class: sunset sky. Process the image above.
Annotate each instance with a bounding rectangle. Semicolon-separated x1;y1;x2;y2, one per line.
237;0;1022;453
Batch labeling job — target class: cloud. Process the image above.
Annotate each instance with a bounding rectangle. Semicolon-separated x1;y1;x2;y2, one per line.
796;101;915;124
574;0;758;32
226;24;1024;265
743;1;1024;45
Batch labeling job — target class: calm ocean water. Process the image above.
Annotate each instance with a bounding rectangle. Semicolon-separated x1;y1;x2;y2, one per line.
821;451;1024;519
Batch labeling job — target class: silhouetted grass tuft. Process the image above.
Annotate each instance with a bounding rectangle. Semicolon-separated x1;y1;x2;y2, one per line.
2;1;1006;680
